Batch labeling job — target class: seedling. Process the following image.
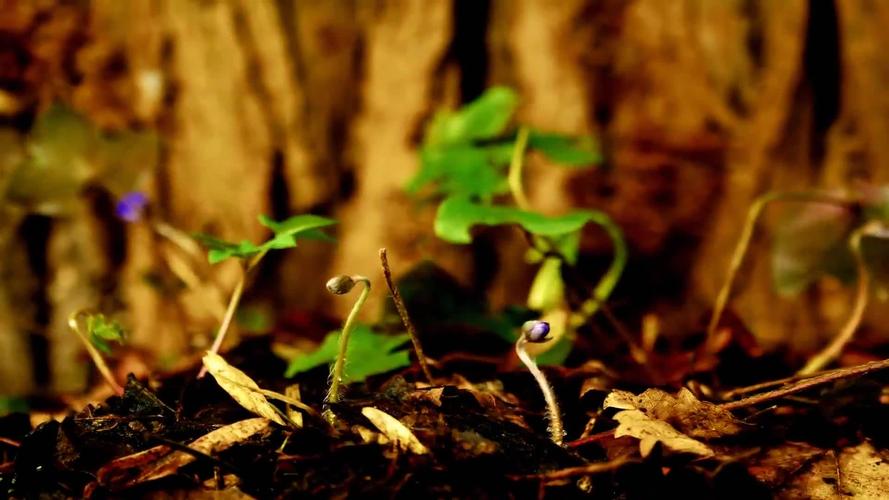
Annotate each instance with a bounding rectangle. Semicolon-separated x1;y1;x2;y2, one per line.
515;320;564;445
408;87;626;364
195;214;336;378
707;188;889;373
67;310;125;395
324;274;371;405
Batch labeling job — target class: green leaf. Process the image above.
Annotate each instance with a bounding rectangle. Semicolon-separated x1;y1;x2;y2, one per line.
537;336;573;366
527;257;565;311
529;131;601;167
434;196;599;244
772;203;857;296
426;87;518;145
258;214;337;238
284;324;411;382
86;313;125;354
407;145;510;198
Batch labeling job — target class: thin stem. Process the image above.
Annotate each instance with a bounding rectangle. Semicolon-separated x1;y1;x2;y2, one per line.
508;126;532;210
705;191;852;347
325;276;371;405
720;356;889;411
516;337;564;445
379;248;434;383
197;250;267;379
68;311;124;396
571;213;628;326
798;222;878;375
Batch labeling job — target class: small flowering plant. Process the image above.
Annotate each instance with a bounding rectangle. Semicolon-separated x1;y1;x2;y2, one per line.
114;191;149;222
408;87;627;364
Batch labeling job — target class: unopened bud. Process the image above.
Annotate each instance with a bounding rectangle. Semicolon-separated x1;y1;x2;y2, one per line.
326;275;356;295
522;320;551;343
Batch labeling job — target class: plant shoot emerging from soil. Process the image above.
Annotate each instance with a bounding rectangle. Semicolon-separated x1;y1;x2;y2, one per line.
515;320;564;445
324;274;371;409
67;310;125;396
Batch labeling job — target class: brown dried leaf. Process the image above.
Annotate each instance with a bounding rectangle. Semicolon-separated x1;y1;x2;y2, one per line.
97;418;271;490
612;409;713;457
777;441;889;499
604;388;743;439
285;384;303;427
202;352;287;425
361;407;429;455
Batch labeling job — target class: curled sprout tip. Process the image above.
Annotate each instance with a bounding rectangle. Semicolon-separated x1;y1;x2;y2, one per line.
522;320;551;343
326;275;357;295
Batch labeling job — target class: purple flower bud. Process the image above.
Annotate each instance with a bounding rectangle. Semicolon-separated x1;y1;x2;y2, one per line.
115;191;149;222
522;320;551;343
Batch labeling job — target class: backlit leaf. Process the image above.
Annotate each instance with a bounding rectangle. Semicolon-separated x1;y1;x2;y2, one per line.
426;87;518;145
202;352;287;426
529;131;601;167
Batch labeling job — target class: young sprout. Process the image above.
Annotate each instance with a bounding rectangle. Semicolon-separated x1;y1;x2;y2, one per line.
67;311;124;396
515;320;564;445
325;274;371;407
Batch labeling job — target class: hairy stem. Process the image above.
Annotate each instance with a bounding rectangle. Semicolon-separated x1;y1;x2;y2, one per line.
508;126;532;210
705;191;852;347
198;250;267;379
379;248;434;383
516;337;564;445
325;276;371;405
798;222;878;375
68;311;124;396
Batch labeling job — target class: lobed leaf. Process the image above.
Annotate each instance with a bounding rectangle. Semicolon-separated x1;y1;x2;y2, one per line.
284;324;411;382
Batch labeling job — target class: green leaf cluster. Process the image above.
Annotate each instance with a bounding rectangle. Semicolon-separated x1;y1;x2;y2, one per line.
284;324;411;382
407;87;602;201
1;105;159;215
194;214;336;264
86;313;125;354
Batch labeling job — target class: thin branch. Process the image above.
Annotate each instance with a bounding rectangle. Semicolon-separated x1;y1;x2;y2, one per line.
379;248;434;384
720;357;889;411
509;456;631;481
705;191;852;348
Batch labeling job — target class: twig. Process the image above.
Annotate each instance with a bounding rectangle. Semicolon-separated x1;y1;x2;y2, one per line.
705;191;851;348
379;248;434;384
509;456;631;481
564;429;616;448
720;357;889;411
797;222;879;375
0;437;20;448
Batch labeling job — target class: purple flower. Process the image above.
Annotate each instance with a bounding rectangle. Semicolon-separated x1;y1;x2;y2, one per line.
522;320;551;343
115;192;149;222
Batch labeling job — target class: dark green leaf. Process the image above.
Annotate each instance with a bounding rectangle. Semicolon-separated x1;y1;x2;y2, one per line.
284;324;411;382
434;196;600;244
771;203;857;296
529;131;601;167
426;87;518;145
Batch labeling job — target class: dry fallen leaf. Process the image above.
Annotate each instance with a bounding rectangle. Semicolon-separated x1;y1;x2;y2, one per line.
361;407;429;455
777;441;889;499
604;388;743;439
284;384;303;427
97;418;272;490
202;352;287;425
612;409;713;457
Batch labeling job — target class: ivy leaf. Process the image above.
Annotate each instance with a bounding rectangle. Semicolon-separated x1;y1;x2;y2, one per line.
772;203;857;296
86;313;125;354
284;324;411;382
434;196;600;244
529;131;602;167
426;87;518;145
407;144;511;199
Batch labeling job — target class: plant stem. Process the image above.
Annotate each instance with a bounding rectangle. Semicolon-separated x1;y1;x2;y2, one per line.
197;250;267;379
379;248;434;383
516;337;564;445
798;222;878;375
508;126;532;210
705;191;852;348
325;276;371;405
571;213;628;326
720;356;889;411
68;311;124;396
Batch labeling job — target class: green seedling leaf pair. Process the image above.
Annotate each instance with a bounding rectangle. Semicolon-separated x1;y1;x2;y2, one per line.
194;214;336;264
86;313;126;355
285;324;411;383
